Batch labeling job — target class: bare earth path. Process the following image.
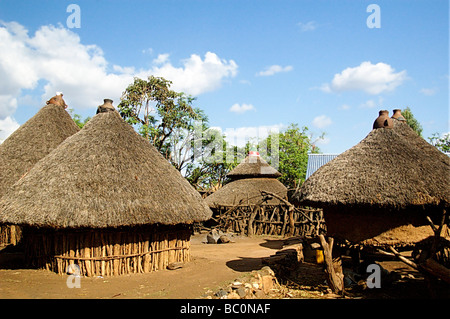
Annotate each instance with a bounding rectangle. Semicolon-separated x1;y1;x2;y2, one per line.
0;233;280;299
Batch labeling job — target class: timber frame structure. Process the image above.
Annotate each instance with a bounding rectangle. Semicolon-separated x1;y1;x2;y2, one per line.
22;224;192;276
211;191;326;237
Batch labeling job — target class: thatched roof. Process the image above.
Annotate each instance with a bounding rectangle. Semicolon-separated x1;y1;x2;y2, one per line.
0;103;80;198
0;105;212;228
205;178;288;207
226;151;281;179
293;110;450;210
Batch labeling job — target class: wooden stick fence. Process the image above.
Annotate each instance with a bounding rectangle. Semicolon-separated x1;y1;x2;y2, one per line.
213;203;326;237
0;225;22;247
22;224;192;276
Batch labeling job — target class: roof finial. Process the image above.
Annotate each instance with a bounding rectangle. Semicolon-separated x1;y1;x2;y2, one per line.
96;99;115;114
392;109;406;121
373;110;393;129
46;92;68;109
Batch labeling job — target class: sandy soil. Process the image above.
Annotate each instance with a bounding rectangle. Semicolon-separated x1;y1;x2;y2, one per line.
0;233;447;299
0;233;281;299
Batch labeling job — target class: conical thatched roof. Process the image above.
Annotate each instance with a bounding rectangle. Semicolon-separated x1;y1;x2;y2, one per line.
205;178;288;207
226;151;281;179
293;111;450;210
0;106;212;228
0;103;80;198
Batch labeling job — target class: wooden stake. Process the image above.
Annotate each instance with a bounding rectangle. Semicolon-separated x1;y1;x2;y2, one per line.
318;235;344;294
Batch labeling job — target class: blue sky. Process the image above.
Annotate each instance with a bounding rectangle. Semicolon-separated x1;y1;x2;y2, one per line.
0;0;448;154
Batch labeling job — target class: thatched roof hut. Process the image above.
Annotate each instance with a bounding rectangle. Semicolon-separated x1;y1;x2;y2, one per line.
293;110;449;246
0;99;212;276
0;98;79;199
226;151;282;180
204;151;324;236
205;177;288;207
206;151;287;208
0;96;79;245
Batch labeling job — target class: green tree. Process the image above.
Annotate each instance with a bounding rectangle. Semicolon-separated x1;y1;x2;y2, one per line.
68;109;91;129
259;123;321;189
118;76;206;171
428;133;450;153
185;129;242;191
402;107;423;137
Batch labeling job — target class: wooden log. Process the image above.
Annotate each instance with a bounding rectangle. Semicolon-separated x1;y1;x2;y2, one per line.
288;207;295;237
318;235;344;294
248;208;257;236
84;232;92;277
420;258;450;285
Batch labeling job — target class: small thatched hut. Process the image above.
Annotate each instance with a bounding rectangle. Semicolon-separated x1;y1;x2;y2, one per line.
0;94;80;246
0;99;212;276
293;110;449;247
205;151;324;236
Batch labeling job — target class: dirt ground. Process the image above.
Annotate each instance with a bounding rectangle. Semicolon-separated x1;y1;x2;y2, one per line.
0;233;447;299
0;233;286;299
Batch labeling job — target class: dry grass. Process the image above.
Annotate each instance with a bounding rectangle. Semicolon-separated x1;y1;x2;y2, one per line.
0;110;212;228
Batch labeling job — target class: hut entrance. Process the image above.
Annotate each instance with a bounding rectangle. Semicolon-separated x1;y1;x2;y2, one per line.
22;224;192;277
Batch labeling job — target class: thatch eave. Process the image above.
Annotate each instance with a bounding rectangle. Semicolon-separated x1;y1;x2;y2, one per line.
205;177;288;208
294;126;450;209
0;110;212;229
0;103;80;198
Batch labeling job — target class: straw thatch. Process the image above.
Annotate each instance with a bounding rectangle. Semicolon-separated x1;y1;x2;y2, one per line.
0;103;79;198
205;178;288;207
226;152;281;179
0;103;212;276
294;120;449;210
0;102;79;245
0;108;212;228
204;152;325;236
292;110;449;246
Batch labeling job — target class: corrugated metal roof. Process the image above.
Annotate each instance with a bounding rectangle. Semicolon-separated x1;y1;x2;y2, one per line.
305;153;339;180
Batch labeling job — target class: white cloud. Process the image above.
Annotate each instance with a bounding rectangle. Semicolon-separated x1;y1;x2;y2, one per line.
229;103;255;114
224;124;285;147
0;116;20;143
420;87;438;96
148;52;238;95
0;95;18;119
141;47;153;55
297;21;317;32
256;65;293;77
0;21;238;116
322;61;407;95
339;104;351;110
312;115;332;129
359;96;384;109
152;53;170;65
360;99;376;109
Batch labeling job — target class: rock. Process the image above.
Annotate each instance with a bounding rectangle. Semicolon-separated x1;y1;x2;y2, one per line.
167;262;183;270
261;275;274;294
254;289;266;299
215;289;228;298
260;266;275;277
236;286;247;298
206;234;217;244
218;235;231;244
227;291;240;299
206;229;223;244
